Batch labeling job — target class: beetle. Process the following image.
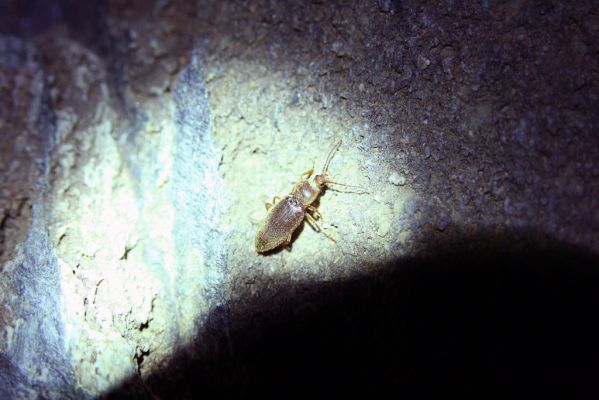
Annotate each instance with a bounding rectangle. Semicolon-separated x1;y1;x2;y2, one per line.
255;140;347;253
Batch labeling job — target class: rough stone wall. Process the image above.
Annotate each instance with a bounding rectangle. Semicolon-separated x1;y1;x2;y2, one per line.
1;2;226;397
1;0;598;398
195;0;599;367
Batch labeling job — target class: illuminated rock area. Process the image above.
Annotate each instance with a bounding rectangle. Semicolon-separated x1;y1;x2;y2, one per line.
1;30;227;398
1;1;599;398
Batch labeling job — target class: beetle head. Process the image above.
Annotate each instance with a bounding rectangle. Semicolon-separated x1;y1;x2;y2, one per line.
314;174;327;188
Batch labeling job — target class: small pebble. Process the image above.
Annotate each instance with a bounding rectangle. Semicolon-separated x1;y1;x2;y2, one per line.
417;55;431;70
388;172;406;186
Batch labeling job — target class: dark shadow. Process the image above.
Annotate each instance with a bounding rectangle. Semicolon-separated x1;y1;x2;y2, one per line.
100;229;599;399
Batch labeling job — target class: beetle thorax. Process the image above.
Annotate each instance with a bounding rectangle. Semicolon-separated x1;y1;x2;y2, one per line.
291;180;320;207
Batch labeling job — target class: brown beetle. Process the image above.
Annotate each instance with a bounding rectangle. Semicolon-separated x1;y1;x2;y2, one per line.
255;140;345;253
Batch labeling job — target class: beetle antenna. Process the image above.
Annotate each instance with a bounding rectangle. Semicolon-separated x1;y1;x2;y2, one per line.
322;139;342;175
325;179;369;194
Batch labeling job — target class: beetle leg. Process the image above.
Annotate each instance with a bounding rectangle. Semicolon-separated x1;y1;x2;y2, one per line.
306;205;322;221
301;168;314;180
301;159;316;180
265;196;281;210
305;212;336;243
304;212;321;232
283;233;293;251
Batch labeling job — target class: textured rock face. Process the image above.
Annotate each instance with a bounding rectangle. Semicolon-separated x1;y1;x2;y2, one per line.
1;4;227;398
1;0;598;398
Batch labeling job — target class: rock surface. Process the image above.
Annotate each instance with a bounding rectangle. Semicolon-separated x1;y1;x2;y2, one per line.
1;0;598;398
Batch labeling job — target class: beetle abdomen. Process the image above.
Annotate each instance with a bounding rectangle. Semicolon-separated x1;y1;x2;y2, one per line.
255;196;305;252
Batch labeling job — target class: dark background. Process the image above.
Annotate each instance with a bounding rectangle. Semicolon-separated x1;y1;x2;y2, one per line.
105;231;599;398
